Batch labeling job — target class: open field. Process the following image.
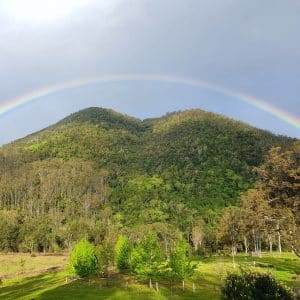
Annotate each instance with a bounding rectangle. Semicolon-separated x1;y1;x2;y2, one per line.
0;253;67;281
0;252;299;299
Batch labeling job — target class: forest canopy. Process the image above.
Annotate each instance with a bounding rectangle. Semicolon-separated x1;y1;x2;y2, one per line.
0;107;298;255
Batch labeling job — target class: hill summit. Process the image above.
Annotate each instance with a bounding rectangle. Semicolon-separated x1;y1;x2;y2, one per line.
57;107;145;133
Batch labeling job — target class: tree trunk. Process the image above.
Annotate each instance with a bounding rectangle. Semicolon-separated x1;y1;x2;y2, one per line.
149;278;153;289
244;236;248;254
268;234;273;254
277;223;282;254
277;231;282;254
232;246;236;268
253;230;257;254
292;245;300;258
278;233;282;253
164;235;169;259
182;280;185;291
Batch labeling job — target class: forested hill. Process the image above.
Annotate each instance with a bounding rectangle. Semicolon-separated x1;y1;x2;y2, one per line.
0;107;296;252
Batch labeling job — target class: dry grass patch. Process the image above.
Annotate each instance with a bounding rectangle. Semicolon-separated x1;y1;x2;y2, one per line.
0;253;67;281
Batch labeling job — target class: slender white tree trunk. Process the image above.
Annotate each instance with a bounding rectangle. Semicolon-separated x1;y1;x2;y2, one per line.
277;223;282;254
232;246;236;268
244;236;248;254
268;234;273;254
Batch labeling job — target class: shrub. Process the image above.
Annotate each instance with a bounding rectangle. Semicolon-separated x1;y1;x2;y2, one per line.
221;271;293;300
70;239;97;277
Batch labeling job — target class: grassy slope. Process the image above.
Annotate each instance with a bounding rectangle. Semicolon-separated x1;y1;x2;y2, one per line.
0;253;299;300
0;253;67;280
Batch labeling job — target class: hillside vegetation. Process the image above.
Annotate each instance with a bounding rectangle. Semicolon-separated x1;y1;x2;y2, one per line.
0;107;297;255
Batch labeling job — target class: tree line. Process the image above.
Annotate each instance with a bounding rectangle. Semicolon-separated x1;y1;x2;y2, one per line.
0;141;298;258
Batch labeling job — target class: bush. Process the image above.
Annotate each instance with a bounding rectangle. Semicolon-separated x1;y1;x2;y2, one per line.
70;239;97;277
221;271;293;300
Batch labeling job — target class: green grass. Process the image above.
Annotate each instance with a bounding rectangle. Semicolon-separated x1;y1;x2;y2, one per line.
195;253;300;289
0;253;67;280
0;272;219;300
0;252;299;299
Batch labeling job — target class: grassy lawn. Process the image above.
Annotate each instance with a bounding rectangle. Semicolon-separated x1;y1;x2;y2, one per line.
0;253;67;280
0;252;299;299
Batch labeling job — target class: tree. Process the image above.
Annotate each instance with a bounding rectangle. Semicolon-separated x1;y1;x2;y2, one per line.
95;240;114;277
115;235;131;271
255;143;300;256
217;206;241;267
0;210;20;252
131;234;163;288
191;219;205;254
70;239;97;277
169;240;195;290
239;189;274;256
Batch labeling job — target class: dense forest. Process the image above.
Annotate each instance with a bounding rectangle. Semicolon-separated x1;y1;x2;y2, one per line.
0;107;298;259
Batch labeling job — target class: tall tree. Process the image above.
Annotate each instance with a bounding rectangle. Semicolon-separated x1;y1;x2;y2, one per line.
255;143;300;256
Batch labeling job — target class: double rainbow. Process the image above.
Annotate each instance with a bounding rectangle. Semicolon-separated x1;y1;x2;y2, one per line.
1;74;300;130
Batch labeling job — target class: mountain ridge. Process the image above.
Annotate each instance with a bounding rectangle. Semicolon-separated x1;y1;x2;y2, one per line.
8;107;295;146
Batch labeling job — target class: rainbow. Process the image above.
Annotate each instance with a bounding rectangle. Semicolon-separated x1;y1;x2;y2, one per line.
1;74;300;130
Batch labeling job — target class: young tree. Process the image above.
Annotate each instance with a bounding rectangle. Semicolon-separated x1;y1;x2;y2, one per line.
95;240;114;277
115;235;131;271
131;234;163;288
70;239;97;277
169;240;195;291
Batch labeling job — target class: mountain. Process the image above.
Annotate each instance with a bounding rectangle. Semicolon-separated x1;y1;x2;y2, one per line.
0;107;296;252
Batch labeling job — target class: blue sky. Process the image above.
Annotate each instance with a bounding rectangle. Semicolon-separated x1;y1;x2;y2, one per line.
0;0;300;144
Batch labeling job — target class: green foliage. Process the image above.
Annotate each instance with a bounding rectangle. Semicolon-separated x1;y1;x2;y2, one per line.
0;107;294;253
0;210;20;252
58;107;145;134
255;142;300;256
221;271;293;300
115;235;131;271
69;239;97;277
169;240;196;281
95;241;114;277
131;234;163;280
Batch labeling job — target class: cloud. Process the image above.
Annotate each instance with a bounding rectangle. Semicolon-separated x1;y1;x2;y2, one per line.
0;0;299;143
